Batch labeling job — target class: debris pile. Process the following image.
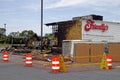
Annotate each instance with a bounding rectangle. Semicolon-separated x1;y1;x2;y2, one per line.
31;50;52;62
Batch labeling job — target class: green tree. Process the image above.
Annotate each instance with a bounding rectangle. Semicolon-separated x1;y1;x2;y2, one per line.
9;32;20;37
6;35;12;44
45;33;54;39
0;34;6;43
20;30;35;37
8;32;20;44
8;30;35;44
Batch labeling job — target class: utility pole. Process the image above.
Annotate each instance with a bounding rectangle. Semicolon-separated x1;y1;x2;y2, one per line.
41;0;43;53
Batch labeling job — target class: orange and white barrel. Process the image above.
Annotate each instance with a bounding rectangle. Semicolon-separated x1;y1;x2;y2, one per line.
52;55;60;73
107;55;112;69
3;51;9;62
25;53;32;67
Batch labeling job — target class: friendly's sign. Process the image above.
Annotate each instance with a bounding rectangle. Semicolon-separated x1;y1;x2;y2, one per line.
84;19;108;32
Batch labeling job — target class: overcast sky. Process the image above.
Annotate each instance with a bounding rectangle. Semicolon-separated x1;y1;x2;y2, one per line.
0;0;120;35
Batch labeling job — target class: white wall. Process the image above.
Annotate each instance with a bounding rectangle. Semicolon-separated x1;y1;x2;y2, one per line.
82;20;120;42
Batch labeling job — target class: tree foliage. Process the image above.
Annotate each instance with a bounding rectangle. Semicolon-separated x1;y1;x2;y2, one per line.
0;30;36;44
45;33;54;39
20;30;35;37
0;34;5;43
9;32;20;37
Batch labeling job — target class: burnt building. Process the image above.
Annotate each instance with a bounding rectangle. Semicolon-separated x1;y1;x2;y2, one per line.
45;14;120;62
45;14;103;47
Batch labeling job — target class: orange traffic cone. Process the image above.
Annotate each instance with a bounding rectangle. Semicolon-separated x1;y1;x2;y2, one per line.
52;55;60;73
25;53;32;67
107;55;112;69
3;51;9;62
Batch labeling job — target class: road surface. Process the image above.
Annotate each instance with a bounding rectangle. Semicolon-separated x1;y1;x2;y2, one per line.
0;62;120;80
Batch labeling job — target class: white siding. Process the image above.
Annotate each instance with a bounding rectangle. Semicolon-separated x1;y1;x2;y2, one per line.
82;20;120;42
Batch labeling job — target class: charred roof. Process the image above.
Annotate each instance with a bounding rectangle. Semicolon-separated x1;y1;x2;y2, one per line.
45;14;103;26
45;20;74;26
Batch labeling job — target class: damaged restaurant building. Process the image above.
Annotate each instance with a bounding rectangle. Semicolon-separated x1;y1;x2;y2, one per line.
45;14;120;62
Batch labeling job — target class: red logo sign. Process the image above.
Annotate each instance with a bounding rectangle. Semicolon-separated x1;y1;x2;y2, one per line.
84;19;108;32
